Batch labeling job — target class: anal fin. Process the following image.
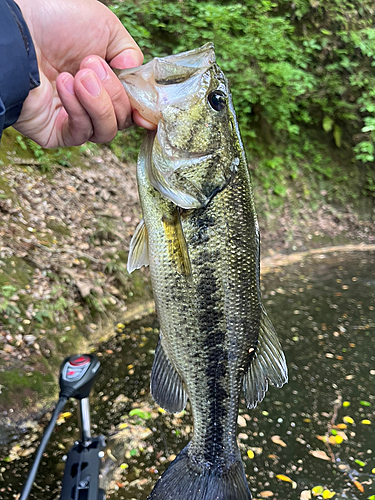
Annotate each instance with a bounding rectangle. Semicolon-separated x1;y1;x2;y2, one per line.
127;218;149;273
243;306;288;409
151;337;188;413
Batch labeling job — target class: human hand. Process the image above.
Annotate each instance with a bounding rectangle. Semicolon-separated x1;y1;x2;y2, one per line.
14;0;155;148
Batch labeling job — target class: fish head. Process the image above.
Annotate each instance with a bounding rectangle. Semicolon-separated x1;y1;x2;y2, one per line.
118;44;244;209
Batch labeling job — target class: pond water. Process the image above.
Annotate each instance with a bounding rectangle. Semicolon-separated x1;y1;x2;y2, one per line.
0;250;374;500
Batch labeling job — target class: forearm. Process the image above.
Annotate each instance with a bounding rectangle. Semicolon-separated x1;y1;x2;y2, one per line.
0;0;39;138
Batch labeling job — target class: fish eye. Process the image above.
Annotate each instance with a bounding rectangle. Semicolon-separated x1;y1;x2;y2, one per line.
208;90;226;111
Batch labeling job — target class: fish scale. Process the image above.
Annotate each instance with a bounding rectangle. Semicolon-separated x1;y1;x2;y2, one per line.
120;43;288;500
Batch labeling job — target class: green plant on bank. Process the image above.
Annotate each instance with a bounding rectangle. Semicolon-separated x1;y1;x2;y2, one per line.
14;134;75;172
109;0;375;201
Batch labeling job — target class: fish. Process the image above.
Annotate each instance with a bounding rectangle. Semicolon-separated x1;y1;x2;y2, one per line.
118;43;288;500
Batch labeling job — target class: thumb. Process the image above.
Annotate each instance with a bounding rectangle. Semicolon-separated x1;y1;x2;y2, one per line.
105;11;144;69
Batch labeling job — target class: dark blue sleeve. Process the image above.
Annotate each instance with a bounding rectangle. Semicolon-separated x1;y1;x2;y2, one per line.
0;0;40;139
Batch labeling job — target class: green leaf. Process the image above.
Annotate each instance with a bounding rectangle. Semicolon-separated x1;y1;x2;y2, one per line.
323;116;334;132
360;400;371;406
333;124;342;148
129;408;151;420
355;459;366;467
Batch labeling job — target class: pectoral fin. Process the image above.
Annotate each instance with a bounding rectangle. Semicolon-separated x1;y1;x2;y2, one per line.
151;337;188;413
127;218;149;273
162;210;192;276
243;307;288;409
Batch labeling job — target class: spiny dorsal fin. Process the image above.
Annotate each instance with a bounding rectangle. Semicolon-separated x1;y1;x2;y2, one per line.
127;218;149;274
243;306;288;409
151;337;188;414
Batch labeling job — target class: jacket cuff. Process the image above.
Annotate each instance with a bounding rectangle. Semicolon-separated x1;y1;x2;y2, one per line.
9;0;40;91
0;0;40;131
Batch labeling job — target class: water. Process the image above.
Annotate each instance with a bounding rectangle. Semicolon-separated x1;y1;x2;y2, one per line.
0;250;374;500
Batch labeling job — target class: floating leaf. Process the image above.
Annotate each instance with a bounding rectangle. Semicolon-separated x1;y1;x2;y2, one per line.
335;435;344;445
361;419;372;425
249;447;263;455
336;423;347;430
300;490;312;500
61;412;72;419
355;459;366;467
323;490;336;499
312;485;324;496
353;480;364;493
343;401;351;407
336;431;348;441
317;435;328;443
276;474;293;484
271;435;287;447
372;468;375;474
368;495;375;500
259;491;274;498
247;450;255;459
343;416;354;424
360;401;371;407
238;415;247;427
310;450;331;461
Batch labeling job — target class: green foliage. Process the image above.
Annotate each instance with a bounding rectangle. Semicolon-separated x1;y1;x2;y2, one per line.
109;0;375;199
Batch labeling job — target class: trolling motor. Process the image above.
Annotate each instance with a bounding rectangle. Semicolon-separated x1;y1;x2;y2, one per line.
20;354;106;500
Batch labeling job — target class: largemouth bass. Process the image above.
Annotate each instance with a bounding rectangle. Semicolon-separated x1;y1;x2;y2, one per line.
118;43;288;500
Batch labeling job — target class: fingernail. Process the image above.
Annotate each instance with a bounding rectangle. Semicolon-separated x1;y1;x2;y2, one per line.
63;76;74;95
111;49;143;70
81;72;101;96
84;57;108;81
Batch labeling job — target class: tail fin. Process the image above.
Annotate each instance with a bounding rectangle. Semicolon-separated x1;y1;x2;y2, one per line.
148;445;251;500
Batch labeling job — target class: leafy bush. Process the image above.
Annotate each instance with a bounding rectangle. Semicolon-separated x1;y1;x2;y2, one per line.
109;0;375;199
